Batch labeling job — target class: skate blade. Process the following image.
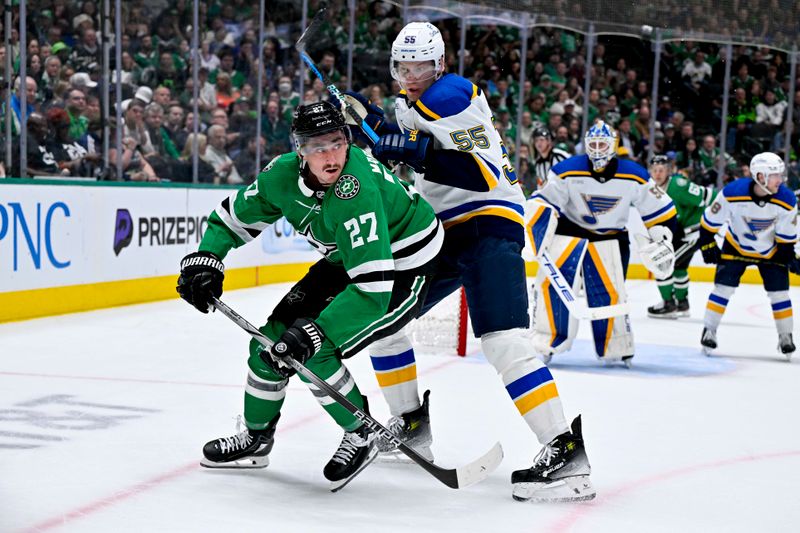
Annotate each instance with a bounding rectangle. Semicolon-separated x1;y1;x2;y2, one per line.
677;311;691;318
329;445;379;493
702;346;714;357
200;456;270;469
374;445;434;464
647;312;678;320
512;475;596;503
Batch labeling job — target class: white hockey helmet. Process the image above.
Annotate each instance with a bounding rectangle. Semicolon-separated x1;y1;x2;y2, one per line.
390;22;445;86
749;151;785;195
584;120;618;172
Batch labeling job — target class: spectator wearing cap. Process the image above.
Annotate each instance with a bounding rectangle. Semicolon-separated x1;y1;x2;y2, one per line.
203;124;244;185
65;88;89;140
656;95;674;124
45;107;101;177
69;71;96;95
662;123;680;153
532;74;557;106
532;127;569;192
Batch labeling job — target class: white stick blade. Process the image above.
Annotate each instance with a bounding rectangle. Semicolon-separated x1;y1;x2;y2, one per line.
455;442;504;488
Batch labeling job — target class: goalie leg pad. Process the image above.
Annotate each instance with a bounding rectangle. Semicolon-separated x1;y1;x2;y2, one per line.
482;328;569;444
531;235;583;356
368;330;421;417
583;241;633;360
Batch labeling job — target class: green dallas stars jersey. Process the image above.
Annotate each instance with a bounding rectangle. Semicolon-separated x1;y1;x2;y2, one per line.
659;173;718;231
198;145;443;350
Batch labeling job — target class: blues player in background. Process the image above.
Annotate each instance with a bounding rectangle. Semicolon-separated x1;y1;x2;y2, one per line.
699;152;798;358
345;21;594;503
526;121;679;366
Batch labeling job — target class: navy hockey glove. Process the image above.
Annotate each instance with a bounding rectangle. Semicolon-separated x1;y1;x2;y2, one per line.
372;130;431;173
265;318;325;375
700;241;720;264
790;256;800;275
177;251;224;313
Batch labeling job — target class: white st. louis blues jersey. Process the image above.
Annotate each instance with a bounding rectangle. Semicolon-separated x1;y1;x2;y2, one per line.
531;155;677;235
394;74;524;231
700;178;798;259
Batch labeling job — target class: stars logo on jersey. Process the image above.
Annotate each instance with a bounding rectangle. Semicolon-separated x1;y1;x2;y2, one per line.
580;194;621;225
335;175;360;200
743;217;776;240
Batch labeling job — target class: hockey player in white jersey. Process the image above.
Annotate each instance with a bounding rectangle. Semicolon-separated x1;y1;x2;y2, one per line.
527;121;679;365
698;152;798;358
345;21;594;502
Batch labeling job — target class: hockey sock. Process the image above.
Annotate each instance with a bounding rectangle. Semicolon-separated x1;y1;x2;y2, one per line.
656;276;675;302
674;269;689;301
704;284;735;331
768;290;793;335
301;351;366;432
482;329;568;444
368;331;421;416
244;323;290;430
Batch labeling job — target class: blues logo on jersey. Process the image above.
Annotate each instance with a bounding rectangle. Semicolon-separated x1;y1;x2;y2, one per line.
581;194;621;225
743;217;776;240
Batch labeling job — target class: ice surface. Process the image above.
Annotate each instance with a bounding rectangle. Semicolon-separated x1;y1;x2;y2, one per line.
1;278;799;533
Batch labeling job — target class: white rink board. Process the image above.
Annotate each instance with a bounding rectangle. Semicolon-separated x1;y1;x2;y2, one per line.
0;182;317;293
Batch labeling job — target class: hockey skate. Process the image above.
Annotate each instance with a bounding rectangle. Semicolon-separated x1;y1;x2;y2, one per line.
778;333;795;361
376;390;434;463
200;413;280;469
675;298;690;318
647;299;677;319
324;423;378;492
511;415;595;503
701;327;717;356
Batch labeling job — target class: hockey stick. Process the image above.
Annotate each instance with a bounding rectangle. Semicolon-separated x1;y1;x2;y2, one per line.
539;249;631;321
719;253;787;267
210;297;503;489
295;7;380;144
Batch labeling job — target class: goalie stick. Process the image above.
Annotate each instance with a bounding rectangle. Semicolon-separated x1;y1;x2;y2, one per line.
295;7;380;144
539;248;631;321
210;297;504;490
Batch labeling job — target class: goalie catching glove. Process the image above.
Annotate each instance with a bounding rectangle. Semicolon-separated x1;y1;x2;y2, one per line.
177;251;224;313
635;225;675;278
262;318;325;378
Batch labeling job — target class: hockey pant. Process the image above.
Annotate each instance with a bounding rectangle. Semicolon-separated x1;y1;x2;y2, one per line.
532;235;634;361
370;231;568;444
705;256;793;335
243;258;433;433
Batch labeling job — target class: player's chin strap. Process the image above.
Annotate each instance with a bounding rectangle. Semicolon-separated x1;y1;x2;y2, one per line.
209;296;503;490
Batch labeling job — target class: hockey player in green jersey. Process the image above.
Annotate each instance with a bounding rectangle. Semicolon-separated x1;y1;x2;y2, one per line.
646;155;717;318
176;101;443;491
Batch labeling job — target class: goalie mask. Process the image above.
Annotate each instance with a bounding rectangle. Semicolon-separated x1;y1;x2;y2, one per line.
584;121;618;172
749;151;785;195
390;22;446;90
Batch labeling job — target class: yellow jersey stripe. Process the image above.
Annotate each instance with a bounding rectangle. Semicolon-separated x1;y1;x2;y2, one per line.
725;195;751;202
706;301;726;314
443;207;523;229
514;382;559;415
614;173;648;184
724;233;777;259
471;84;479;100
471;153;499;190
771;198;793;211
774;309;793;320
558;170;592;179
414;99;442;121
643;207;677;228
700;217;720;232
375;365;417;387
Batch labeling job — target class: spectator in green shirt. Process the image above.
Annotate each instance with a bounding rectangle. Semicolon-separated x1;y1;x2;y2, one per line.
65;88;89;141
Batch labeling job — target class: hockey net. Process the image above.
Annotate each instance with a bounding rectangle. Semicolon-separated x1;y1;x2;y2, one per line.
406;287;469;356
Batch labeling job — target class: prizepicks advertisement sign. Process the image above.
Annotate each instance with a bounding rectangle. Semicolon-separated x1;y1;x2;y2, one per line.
0;183;316;294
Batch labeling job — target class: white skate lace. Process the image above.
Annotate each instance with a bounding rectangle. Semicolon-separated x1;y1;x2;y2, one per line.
332;431;367;465
219;416;253;454
533;443;559;468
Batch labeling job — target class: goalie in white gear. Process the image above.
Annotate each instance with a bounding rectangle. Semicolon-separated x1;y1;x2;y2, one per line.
527;121;679;365
698;151;798;358
344;21;595;502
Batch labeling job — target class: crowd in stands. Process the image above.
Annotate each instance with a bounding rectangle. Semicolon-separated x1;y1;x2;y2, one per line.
1;0;798;197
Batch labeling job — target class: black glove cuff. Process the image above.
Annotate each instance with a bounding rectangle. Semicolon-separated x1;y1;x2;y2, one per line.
181;251;224;273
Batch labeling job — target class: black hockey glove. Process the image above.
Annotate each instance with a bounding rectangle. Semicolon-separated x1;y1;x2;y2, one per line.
791;256;800;275
176;251;224;313
372;130;431;173
264;318;325;374
700;241;721;264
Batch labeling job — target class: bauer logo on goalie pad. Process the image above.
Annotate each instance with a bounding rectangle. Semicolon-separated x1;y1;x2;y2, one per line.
335;175;360;199
544;262;575;302
580;194;621;225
